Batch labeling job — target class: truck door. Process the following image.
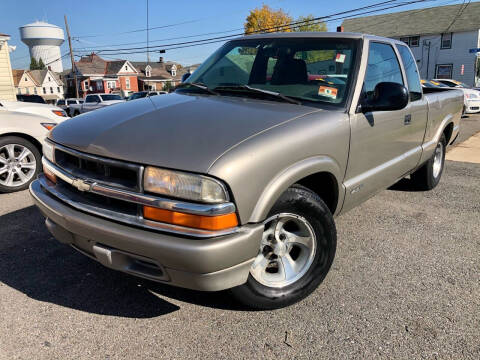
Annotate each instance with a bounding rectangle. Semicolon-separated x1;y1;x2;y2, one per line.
343;41;418;212
83;95;99;113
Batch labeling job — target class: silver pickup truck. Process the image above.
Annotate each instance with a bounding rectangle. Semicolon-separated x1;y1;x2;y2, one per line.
30;33;462;309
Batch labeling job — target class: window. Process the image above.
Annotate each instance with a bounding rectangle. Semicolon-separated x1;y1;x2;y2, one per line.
67;100;76;105
26;87;30;94
34;88;37;95
48;77;51;81
363;42;404;101
399;36;419;47
435;64;453;79
183;38;358;106
397;45;422;101
43;87;46;94
107;81;116;89
409;36;419;47
85;95;99;103
100;94;122;101
441;33;452;49
171;69;176;77
50;87;53;94
57;100;65;105
57;87;60;93
125;78;130;89
17;88;21;94
24;77;28;82
125;66;128;71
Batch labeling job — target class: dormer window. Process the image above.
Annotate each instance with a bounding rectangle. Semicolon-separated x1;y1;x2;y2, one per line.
171;65;177;77
145;65;152;78
125;66;128;71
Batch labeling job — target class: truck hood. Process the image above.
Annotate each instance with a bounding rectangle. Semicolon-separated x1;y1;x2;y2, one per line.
50;93;321;173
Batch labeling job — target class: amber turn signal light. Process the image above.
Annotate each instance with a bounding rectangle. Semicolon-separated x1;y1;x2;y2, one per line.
143;206;238;231
43;164;57;184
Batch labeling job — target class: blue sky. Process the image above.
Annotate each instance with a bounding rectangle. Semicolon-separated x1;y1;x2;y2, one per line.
2;0;467;70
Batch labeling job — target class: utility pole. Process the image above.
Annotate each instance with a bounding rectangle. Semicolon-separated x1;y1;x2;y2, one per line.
64;15;79;98
146;0;150;64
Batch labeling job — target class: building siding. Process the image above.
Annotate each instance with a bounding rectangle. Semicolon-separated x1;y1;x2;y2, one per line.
406;30;479;86
0;38;16;101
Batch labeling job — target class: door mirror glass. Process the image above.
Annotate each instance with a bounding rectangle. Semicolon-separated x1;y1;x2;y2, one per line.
362;82;409;113
181;73;191;83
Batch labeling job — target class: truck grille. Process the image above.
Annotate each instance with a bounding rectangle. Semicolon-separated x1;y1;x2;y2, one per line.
55;146;142;191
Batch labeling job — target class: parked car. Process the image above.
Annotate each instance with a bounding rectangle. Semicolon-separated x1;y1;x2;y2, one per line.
432;78;480;114
31;33;463;309
127;91;166;101
69;93;124;116
0;100;68;121
63;98;84;117
16;94;46;104
0;110;66;192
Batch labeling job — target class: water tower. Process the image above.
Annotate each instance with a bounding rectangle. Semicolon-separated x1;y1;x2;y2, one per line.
19;21;65;72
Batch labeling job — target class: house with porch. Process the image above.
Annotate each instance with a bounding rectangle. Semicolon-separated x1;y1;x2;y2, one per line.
64;53;139;98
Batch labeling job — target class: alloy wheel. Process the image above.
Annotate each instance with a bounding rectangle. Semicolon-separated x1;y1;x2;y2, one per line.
0;144;37;188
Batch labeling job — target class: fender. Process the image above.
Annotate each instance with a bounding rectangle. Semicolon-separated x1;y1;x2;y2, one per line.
418;113;455;166
248;155;344;223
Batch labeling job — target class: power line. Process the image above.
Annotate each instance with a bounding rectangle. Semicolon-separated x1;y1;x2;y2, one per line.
444;0;471;33
74;0;438;56
73;0;405;53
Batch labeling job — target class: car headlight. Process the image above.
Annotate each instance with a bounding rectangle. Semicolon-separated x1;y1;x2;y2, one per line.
144;167;229;203
43;140;55;163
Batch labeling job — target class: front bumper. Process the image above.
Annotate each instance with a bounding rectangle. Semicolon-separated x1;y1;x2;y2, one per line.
465;99;480;113
30;179;263;291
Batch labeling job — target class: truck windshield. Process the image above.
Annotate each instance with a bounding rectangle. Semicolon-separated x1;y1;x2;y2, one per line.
181;37;358;106
100;94;122;101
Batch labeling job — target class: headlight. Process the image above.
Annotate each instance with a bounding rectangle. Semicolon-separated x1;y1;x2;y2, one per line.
52;110;67;117
144;167;229;203
43;140;55;163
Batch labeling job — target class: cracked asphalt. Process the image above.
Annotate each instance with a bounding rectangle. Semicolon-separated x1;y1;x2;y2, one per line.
0;118;478;359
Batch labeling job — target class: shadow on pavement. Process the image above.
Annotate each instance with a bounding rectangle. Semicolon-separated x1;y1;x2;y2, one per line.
388;177;425;192
0;206;247;317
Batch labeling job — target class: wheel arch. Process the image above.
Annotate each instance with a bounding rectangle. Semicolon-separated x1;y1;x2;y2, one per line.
0;133;43;154
248;156;344;223
443;121;454;144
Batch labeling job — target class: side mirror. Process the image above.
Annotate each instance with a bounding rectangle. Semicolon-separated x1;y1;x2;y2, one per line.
361;82;409;113
181;73;191;83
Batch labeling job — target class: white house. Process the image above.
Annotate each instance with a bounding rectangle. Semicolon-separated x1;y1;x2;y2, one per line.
0;33;16;101
342;2;480;86
13;68;64;103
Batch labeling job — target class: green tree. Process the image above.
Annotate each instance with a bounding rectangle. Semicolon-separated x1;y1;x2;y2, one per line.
37;58;46;70
164;81;173;92
29;56;38;70
244;5;293;34
293;15;327;32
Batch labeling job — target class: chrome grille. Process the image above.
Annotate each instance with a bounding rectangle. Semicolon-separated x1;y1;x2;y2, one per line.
54;144;143;191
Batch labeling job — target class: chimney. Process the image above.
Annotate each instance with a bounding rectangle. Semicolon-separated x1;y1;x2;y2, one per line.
159;57;164;63
337;26;344;32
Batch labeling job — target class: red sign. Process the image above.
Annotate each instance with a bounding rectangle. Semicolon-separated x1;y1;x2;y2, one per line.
461;64;465;75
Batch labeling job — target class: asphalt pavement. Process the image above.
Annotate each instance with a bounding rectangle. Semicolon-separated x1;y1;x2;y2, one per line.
0;117;479;360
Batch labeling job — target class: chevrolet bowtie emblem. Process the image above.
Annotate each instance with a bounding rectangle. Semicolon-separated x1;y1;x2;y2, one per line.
71;178;93;192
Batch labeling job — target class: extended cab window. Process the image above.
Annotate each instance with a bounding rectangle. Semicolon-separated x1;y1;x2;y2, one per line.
363;42;403;101
85;95;98;103
396;44;422;101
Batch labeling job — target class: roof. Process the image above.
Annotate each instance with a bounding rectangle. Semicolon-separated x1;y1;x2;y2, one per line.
342;2;480;37
28;69;48;85
131;61;186;81
75;53;107;75
11;70;25;86
105;61;127;74
0;33;9;37
20;21;61;29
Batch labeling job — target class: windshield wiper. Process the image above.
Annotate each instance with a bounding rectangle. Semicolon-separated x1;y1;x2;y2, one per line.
214;85;301;105
177;82;219;95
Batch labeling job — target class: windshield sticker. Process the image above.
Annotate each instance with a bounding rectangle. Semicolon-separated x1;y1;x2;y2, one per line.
319;86;338;99
335;53;346;63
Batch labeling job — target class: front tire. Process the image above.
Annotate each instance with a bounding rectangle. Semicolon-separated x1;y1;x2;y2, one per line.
230;185;337;310
410;134;446;190
0;136;41;193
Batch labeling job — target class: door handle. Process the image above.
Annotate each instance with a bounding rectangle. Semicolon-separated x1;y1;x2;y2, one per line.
404;114;412;125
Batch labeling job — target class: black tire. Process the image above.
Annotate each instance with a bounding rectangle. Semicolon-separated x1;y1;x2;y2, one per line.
0;136;41;193
410;134;446;191
74;110;80;116
230;185;337;310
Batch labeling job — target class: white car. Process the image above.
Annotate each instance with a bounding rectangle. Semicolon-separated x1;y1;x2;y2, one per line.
69;93;125;116
0;110;66;192
0;100;69;121
432;79;480;114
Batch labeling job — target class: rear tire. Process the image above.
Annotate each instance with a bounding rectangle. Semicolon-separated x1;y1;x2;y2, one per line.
0;136;41;193
230;185;337;310
411;134;446;190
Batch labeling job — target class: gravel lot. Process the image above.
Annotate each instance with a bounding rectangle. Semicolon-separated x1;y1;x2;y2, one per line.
0;120;479;359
